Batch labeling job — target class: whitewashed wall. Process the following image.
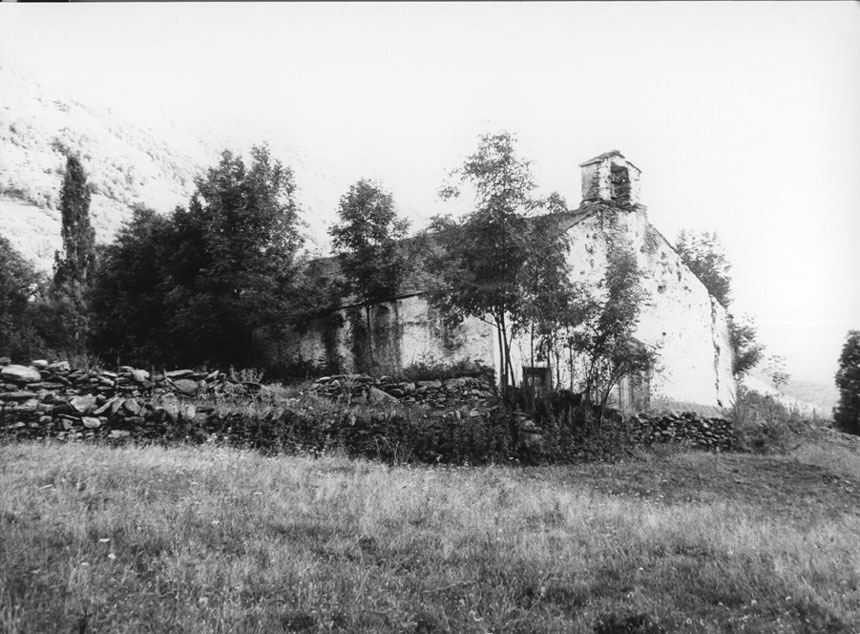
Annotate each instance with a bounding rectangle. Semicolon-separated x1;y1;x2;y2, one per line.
508;206;734;407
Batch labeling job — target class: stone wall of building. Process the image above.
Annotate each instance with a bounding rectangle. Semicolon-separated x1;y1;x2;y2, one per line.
269;205;735;409
262;294;495;378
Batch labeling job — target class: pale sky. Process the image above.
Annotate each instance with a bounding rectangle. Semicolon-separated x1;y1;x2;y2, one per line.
1;2;859;385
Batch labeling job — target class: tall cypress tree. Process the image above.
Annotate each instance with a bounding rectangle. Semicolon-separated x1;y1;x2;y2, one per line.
54;153;96;288
52;153;96;353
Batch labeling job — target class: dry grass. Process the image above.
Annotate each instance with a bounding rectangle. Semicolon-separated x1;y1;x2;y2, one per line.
2;437;859;633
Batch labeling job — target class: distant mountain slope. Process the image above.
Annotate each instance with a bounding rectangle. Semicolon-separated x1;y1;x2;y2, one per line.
0;66;348;272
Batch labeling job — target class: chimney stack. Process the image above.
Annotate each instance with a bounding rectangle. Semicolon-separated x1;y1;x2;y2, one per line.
579;150;642;207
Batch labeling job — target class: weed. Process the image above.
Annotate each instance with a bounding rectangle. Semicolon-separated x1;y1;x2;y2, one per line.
730;386;809;454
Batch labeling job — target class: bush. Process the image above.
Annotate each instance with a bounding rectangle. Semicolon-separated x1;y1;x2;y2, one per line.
730;385;807;453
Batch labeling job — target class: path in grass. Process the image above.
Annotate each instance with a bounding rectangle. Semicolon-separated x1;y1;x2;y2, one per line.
1;439;859;633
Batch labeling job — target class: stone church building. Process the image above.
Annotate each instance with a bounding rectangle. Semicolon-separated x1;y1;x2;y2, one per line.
266;151;735;409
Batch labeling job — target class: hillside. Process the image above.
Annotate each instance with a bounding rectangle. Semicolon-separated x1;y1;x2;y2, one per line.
0;66;348;272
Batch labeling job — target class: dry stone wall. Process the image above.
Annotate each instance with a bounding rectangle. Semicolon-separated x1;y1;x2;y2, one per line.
0;358;260;442
310;374;495;408
2;358;734;455
627;411;734;451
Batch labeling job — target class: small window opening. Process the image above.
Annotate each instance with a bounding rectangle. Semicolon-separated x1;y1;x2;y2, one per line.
523;366;551;394
610;164;631;203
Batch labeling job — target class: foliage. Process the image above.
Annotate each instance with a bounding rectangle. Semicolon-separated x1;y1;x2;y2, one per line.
329;179;409;305
516;201;586;383
0;236;51;359
729;314;765;378
165;145;302;366
51;153;97;354
426;132;572;391
730;384;808;453
674;230;731;307
675;229;764;379
328;179;408;369
833;330;860;435
574;240;657;420
90;205;174;365
90;145;304;368
53;154;96;288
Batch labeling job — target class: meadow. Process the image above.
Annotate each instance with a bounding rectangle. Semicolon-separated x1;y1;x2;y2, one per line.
2;429;859;634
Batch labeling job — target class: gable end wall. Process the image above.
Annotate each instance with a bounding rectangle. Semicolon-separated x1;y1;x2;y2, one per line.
557;208;735;407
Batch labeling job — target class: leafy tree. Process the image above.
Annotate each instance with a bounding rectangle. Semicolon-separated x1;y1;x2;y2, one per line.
834;330;860;435
52;153;97;353
162;145;303;367
90;205;174;365
426;132;552;390
328;179;409;368
675;229;763;379
573;240;657;421
90;145;304;368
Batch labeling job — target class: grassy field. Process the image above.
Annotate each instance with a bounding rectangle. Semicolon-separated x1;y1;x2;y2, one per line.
2;431;859;633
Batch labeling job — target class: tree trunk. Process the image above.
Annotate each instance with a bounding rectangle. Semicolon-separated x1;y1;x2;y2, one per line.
364;304;375;370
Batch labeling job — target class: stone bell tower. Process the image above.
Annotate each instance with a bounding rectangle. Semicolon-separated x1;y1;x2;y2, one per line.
579;150;642;207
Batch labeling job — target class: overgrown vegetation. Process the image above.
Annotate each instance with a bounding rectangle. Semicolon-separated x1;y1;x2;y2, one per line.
674;230;764;378
729;385;809;454
574;241;657;421
2;440;858;633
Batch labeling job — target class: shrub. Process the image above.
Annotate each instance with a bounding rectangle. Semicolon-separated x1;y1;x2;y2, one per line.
730;385;807;453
